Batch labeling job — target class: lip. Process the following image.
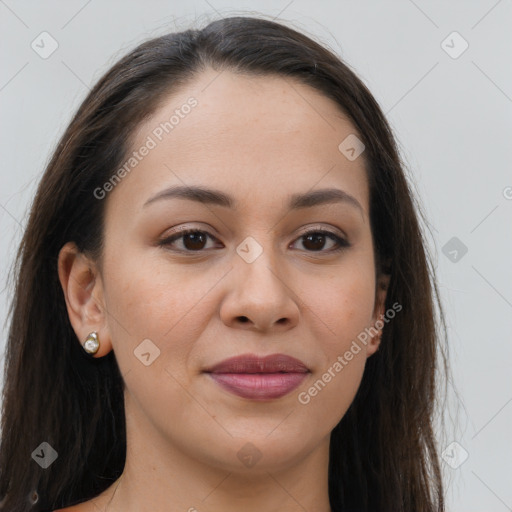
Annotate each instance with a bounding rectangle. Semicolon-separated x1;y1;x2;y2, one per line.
203;353;310;401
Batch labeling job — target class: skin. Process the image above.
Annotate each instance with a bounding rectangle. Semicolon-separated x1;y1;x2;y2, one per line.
57;68;389;512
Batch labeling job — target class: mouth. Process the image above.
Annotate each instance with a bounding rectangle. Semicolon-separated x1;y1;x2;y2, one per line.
203;353;310;401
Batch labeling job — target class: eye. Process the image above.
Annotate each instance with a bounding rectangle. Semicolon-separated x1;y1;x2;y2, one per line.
159;227;350;254
159;229;220;252
290;229;350;253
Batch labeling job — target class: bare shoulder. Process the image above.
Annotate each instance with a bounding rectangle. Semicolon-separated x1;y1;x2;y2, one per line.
54;502;94;512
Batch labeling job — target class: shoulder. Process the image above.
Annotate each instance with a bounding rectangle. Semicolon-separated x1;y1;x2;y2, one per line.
53;504;91;512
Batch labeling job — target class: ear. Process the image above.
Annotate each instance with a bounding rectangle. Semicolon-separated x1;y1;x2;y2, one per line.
57;241;112;357
366;270;391;357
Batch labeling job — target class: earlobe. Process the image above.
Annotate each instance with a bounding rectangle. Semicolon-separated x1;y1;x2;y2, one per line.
366;330;383;357
57;241;112;357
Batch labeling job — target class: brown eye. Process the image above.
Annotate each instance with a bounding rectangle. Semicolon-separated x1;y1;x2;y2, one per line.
181;231;208;250
160;229;219;252
292;230;350;253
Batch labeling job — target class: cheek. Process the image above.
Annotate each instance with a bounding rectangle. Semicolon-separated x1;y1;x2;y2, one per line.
297;348;366;428
297;262;376;354
101;249;229;378
294;270;374;425
104;250;206;333
327;282;375;348
100;254;210;429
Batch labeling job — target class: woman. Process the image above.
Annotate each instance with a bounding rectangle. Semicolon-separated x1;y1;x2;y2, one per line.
0;15;449;512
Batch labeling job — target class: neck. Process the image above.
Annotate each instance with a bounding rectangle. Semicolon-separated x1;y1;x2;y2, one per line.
91;394;333;512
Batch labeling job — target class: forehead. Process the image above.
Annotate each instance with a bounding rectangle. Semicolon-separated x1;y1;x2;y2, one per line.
108;69;369;217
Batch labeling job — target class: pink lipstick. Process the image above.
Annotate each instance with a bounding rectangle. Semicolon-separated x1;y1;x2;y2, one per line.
204;353;310;401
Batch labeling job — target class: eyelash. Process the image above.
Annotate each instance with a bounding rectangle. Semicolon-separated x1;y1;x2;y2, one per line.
158;227;351;255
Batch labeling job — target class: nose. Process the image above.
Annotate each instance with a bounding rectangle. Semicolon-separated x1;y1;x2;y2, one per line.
219;245;300;333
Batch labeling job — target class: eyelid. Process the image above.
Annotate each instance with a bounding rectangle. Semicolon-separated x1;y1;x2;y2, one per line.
294;223;347;239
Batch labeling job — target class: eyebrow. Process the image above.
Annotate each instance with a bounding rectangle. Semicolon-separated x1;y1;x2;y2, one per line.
143;185;364;214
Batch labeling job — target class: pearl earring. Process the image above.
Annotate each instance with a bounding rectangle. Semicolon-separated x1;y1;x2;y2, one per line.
83;331;100;355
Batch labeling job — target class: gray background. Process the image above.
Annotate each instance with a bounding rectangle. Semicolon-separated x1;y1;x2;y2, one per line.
1;1;511;510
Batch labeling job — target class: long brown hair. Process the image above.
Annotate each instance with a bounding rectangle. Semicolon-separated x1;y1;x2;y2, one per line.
1;15;450;512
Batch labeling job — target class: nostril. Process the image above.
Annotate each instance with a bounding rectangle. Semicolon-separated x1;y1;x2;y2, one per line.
238;316;249;323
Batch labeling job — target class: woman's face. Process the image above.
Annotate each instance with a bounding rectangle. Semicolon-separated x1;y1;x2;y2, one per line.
94;69;387;473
